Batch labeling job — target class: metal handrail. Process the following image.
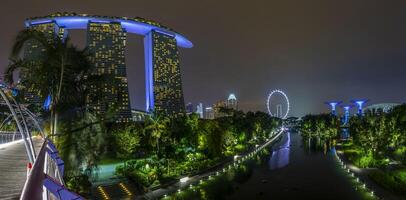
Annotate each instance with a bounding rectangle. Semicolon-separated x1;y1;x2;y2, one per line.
0;132;22;144
20;139;84;200
0;84;81;199
20;140;47;200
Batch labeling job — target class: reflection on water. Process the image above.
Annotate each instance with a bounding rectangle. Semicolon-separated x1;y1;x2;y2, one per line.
227;132;362;200
269;132;290;169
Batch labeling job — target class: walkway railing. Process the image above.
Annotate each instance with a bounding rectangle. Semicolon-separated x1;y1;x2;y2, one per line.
0;84;82;199
0;131;22;144
20;139;84;200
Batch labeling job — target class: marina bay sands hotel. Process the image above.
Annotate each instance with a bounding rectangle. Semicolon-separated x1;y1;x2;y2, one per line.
24;13;193;122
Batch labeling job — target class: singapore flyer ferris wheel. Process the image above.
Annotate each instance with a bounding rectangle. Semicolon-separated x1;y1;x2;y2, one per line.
267;89;290;119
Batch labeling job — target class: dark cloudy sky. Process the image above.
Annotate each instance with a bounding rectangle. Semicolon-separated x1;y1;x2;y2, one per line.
1;0;405;117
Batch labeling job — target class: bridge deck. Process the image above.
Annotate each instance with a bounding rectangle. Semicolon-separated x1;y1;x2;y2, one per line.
0;137;43;200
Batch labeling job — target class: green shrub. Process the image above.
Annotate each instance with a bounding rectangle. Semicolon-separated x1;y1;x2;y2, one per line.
345;150;388;168
65;174;91;197
358;155;375;168
368;170;406;195
115;157;160;188
393;147;406;164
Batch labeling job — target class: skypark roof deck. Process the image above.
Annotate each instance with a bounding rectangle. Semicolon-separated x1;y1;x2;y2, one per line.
25;13;193;48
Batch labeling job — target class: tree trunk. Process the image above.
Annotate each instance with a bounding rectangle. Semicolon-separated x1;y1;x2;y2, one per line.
54;112;58;137
50;106;54;139
53;54;65;140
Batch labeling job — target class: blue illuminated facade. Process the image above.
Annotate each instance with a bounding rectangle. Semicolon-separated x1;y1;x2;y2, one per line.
25;13;192;117
25;13;193;48
144;31;154;112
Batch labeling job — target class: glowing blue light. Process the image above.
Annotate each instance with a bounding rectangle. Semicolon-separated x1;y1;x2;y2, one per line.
355;101;365;107
325;101;342;113
144;32;154;112
329;102;338;110
89;20;112;24
43;95;51;111
341;105;353;125
29;20;53;25
11;89;18;97
26;16;193;48
154;29;175;37
269;132;290;169
351;99;368;115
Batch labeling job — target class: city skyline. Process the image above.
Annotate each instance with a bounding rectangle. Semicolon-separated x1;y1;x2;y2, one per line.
0;2;405;199
22;13;190;118
0;1;406;117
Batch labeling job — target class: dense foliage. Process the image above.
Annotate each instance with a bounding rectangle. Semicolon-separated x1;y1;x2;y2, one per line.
300;113;340;143
114;111;281;190
299;105;406;197
5;29;106;197
349;105;406;162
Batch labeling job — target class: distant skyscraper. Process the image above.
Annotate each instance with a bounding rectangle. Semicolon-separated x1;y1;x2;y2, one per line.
86;22;131;122
145;30;185;116
205;107;214;119
24;13;193;118
22;22;68;107
227;93;238;110
213;100;227;118
196;103;204;118
186;102;194;114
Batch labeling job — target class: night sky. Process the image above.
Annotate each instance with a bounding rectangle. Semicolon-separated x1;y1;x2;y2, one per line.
1;0;405;117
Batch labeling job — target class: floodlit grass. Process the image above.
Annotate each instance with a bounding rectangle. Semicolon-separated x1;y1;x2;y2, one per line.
349;178;376;200
340;139;406;197
341;140;354;147
393;147;406;164
341;142;388;168
336;160;377;200
368;169;406;195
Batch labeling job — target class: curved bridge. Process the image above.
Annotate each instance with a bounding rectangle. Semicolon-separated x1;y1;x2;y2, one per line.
0;85;82;200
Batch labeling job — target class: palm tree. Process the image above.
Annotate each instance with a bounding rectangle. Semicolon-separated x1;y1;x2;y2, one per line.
5;29;94;137
144;114;169;156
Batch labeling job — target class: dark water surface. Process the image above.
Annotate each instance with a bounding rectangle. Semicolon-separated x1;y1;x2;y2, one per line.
227;132;361;200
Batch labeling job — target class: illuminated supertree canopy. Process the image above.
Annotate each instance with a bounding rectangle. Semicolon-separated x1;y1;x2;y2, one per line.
267;89;290;119
325;101;342;111
351;99;368;115
325;101;342;115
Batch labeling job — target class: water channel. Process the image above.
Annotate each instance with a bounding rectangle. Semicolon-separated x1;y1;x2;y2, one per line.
226;131;362;200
